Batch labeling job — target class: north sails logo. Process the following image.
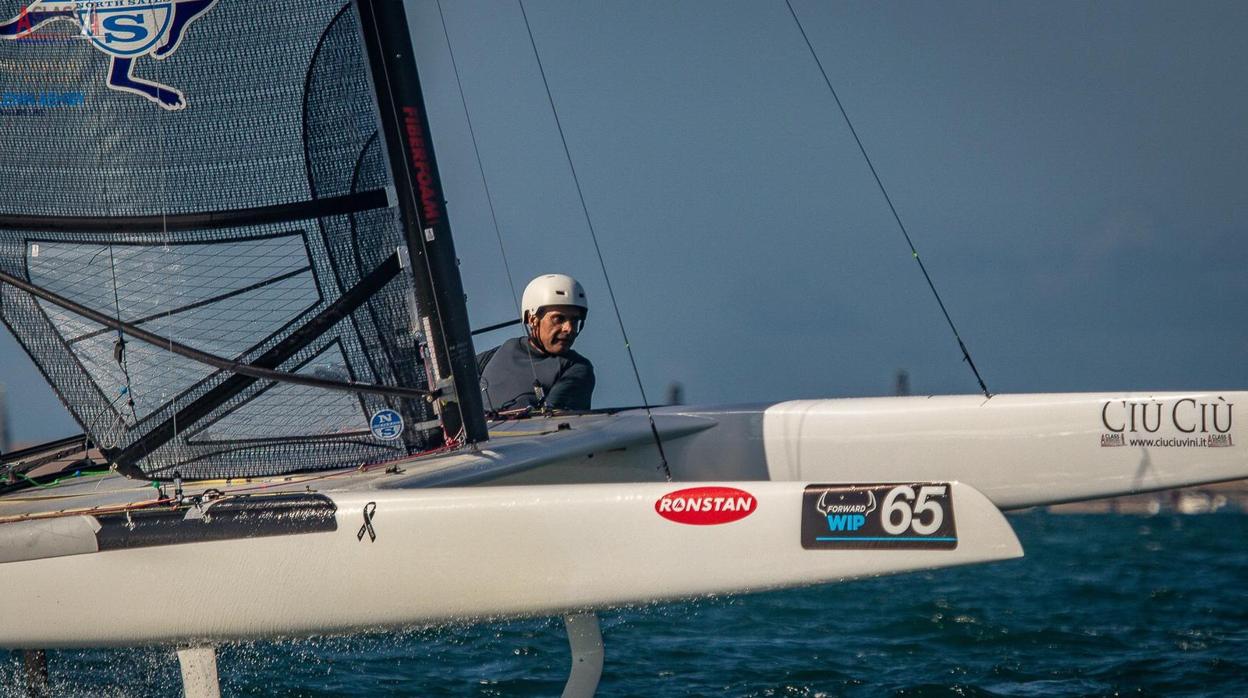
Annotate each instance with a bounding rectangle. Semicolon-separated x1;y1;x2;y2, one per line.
0;0;219;110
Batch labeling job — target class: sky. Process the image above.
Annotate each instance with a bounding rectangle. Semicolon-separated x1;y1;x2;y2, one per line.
2;0;1246;444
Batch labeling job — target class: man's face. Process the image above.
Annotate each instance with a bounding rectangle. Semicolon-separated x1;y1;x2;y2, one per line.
529;305;585;355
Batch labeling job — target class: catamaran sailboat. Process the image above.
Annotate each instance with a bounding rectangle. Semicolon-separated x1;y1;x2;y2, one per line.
1;1;1244;695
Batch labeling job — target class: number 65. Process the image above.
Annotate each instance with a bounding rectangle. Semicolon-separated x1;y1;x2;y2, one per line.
881;485;947;535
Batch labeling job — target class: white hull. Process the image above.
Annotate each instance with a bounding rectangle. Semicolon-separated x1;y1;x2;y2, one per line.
759;392;1247;508
3;390;1246;648
0;481;1019;647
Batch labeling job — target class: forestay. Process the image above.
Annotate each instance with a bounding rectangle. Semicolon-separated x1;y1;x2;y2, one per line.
0;1;453;479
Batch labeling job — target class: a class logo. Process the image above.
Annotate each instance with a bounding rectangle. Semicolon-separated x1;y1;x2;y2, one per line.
0;0;220;110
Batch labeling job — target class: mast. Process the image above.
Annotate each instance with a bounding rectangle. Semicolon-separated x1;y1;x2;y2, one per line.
355;0;488;445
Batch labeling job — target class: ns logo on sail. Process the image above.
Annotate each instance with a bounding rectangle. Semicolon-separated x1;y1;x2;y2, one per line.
0;0;219;110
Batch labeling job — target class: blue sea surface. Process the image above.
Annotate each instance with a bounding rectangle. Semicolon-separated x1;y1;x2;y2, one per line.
3;513;1246;696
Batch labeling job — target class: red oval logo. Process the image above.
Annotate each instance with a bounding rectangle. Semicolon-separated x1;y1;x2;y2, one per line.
655;486;757;525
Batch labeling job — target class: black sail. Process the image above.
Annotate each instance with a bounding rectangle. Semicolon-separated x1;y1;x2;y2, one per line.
0;0;482;479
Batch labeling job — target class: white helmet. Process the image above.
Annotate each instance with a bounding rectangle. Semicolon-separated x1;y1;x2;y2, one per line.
521;274;587;325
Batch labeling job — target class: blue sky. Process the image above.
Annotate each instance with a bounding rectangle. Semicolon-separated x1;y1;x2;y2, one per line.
2;0;1245;443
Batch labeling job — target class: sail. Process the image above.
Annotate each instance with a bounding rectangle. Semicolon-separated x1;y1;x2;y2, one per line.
0;0;471;479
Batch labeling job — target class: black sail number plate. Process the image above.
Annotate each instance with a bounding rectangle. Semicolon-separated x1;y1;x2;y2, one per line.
801;483;958;550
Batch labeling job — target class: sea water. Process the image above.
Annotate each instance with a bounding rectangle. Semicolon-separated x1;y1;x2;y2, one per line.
3;512;1245;696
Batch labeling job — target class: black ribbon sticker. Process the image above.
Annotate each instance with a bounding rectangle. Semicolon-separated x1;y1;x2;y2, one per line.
356;501;377;542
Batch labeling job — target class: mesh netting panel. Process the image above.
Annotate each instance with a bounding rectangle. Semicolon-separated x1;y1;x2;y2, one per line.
0;0;337;216
0;1;439;478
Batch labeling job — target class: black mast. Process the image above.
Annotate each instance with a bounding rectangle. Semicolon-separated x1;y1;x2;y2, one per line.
356;0;488;445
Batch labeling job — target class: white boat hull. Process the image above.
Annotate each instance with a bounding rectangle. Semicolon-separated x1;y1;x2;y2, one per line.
759;392;1248;508
0;481;1019;647
3;390;1246;648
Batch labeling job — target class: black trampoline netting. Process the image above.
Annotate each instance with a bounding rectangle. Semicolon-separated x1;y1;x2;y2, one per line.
0;1;444;478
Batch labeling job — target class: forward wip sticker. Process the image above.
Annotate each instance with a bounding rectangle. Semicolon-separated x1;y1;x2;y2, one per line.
801;483;958;549
655;486;756;525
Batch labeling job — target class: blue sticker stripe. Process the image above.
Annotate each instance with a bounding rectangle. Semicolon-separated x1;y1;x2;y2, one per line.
815;537;958;542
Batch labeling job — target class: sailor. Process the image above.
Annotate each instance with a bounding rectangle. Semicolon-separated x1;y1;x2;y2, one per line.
477;274;595;412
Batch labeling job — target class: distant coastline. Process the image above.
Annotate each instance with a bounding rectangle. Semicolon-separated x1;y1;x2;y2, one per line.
1046;479;1248;514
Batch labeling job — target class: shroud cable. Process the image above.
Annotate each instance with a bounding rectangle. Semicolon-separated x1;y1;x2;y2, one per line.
518;0;672;479
784;0;991;398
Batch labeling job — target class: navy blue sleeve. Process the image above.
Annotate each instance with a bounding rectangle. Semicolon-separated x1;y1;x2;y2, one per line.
476;346;499;375
547;358;595;410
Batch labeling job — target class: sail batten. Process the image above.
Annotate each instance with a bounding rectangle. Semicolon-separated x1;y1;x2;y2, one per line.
0;189;389;233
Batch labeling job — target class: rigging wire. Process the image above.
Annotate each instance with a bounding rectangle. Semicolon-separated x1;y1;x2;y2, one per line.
784;0;991;398
85;390;135;452
518;0;672;479
105;245;141;426
156;77;184;468
90;92;140;460
435;0;541;400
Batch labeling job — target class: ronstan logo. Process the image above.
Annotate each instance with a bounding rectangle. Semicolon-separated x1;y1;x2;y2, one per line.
655;486;757;525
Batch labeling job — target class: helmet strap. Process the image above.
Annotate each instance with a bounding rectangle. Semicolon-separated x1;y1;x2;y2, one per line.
525;311;551;355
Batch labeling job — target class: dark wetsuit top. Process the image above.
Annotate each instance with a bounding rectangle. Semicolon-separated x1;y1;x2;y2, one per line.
477;337;595;411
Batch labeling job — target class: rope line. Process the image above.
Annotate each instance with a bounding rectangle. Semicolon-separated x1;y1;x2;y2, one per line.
784;0;991;398
436;0;540;399
104;244;141;426
518;0;672;478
